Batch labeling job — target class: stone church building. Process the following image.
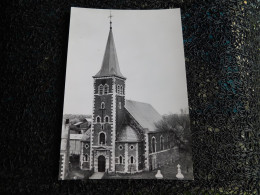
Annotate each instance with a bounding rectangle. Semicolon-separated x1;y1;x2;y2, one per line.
79;23;178;173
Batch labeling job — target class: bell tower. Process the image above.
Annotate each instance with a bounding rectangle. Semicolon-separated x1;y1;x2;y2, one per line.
90;15;126;172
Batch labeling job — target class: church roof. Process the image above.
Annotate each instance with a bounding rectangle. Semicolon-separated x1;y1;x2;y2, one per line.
94;29;125;79
125;100;162;132
117;125;142;142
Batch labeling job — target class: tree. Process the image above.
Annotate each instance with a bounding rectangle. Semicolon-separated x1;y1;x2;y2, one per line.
155;109;191;153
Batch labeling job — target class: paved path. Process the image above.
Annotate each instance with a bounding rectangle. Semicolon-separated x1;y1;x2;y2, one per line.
89;172;105;179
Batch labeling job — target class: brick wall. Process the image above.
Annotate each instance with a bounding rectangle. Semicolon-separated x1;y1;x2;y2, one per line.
138;142;144;170
82;161;90;169
94;78;113;94
127;143;137;172
92;76;126;172
94;95;113;122
82;141;90;154
92;124;112;146
115;142;143;173
115;143;125;172
149;147;179;170
81;141;90;169
115;78;125;128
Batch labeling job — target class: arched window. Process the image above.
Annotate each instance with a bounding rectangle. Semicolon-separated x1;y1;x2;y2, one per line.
119;156;123;164
96;116;101;123
84;154;89;162
121;86;124;95
160;135;164;150
104;84;109;94
119;102;121;109
104;116;109;123
117;85;120;94
101;102;105;109
98;85;103;95
99;132;105;145
130;156;134;164
152;137;156;153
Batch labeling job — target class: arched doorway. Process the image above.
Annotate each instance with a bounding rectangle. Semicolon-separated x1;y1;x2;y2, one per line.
98;155;106;172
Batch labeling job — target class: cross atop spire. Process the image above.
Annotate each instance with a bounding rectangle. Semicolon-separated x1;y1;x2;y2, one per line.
93;17;125;79
109;10;113;29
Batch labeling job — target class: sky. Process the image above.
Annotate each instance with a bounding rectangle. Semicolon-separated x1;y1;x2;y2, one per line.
63;8;189;116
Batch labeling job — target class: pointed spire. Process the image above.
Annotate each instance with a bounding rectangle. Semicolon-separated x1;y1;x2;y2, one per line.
94;16;125;79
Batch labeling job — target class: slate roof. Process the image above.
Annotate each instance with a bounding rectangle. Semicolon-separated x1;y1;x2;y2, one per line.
117;126;142;142
84;117;92;123
94;29;125;79
125;100;162;132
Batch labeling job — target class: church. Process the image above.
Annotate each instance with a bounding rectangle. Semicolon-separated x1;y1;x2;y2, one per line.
79;21;178;174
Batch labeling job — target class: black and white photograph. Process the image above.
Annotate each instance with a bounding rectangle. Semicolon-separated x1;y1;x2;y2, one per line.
59;7;193;180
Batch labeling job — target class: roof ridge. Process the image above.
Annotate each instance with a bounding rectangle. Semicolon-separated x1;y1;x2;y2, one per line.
125;99;152;106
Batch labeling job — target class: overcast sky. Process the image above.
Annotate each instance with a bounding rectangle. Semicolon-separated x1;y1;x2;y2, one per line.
63;8;189;116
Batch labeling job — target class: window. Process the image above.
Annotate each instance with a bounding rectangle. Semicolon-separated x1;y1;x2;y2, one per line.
99;132;105;145
130;145;134;150
105;116;109;123
130;156;134;164
152;137;156;153
98;85;103;95
117;85;120;94
121;86;124;95
104;84;109;94
84;154;89;162
119;102;121;109
96;116;101;123
101;124;104;130
101;102;105;109
85;144;89;149
160;136;164;150
119;145;123;150
119;156;123;164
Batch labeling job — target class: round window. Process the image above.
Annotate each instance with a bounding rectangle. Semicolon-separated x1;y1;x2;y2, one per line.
119;145;123;150
130;145;134;150
85;144;89;149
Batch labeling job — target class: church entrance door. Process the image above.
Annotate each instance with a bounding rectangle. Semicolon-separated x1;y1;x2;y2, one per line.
98;155;106;172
